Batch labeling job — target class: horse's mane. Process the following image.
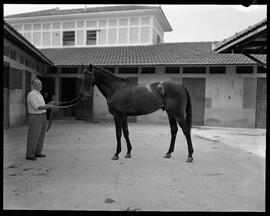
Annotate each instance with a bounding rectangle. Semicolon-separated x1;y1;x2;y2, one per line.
94;66;130;82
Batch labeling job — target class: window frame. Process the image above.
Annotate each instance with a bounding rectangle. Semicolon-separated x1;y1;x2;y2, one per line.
63;31;75;46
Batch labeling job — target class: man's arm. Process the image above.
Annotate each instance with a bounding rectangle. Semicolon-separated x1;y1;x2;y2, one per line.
37;104;55;110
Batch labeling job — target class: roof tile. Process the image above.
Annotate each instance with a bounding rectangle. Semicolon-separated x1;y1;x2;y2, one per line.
40;42;266;66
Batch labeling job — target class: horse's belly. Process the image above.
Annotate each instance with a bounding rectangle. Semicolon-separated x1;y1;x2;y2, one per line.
112;92;161;115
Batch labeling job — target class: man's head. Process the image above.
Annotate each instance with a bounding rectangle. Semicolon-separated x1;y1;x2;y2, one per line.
32;79;42;92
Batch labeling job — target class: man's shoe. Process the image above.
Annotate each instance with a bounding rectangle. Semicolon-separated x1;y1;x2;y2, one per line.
35;154;46;158
26;157;36;161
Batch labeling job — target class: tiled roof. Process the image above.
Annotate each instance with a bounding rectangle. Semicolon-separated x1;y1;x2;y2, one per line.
213;18;267;51
5;5;160;18
39;42;266;66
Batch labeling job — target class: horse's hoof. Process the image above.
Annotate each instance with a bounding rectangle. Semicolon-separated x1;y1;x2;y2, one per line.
186;157;193;163
164;154;171;158
125;154;131;158
111;155;119;160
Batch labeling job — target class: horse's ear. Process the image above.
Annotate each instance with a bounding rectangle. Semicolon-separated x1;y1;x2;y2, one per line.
89;64;93;72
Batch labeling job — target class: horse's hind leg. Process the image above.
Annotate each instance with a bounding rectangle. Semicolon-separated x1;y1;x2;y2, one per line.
112;115;123;160
176;116;194;162
122;117;132;158
164;111;178;158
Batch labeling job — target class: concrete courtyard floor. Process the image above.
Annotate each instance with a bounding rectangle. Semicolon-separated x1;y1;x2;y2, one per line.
3;120;266;211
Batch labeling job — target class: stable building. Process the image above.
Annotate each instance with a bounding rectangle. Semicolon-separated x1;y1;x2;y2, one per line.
3;21;53;128
4;5;266;128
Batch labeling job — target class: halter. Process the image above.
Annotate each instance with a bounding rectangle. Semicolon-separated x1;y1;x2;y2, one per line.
47;65;94;131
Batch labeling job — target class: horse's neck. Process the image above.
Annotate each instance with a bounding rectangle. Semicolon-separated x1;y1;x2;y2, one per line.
95;71;122;99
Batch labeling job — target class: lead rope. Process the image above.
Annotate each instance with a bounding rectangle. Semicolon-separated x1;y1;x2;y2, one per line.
47;67;94;131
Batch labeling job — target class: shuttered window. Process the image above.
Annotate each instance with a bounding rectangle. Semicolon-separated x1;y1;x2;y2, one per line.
9;68;23;89
119;67;138;74
10;50;17;60
141;67;156;74
4;46;10;57
103;67;115;73
236;66;253;74
209;66;226;74
86;31;96;45
4;62;9;88
165;67;179;74
183;67;206;74
257;66;266;73
61;67;78;74
63;31;75;46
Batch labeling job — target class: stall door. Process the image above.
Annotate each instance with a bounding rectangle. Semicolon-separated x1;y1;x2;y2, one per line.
25;71;32;121
4;62;10;128
182;78;205;126
75;78;93;121
256;78;266;128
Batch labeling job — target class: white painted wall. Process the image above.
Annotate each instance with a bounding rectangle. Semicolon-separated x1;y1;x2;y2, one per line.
7;14;157;48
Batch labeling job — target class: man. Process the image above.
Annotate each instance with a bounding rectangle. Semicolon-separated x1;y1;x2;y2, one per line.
26;78;56;161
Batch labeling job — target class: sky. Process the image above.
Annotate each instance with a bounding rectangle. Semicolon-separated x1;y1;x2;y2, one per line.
3;4;267;43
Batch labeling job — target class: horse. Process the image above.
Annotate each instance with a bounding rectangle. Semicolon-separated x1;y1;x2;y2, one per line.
81;64;194;162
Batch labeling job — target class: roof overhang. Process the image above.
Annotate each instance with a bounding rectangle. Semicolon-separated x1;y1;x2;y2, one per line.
4;21;54;66
213;18;267;68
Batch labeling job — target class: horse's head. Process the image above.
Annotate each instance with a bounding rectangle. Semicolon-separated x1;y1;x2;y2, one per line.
80;64;95;100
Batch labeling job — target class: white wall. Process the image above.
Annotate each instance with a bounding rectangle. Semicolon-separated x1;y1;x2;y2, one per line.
8;15;155;48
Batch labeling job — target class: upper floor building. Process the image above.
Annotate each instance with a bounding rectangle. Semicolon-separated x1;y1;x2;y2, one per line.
5;5;172;49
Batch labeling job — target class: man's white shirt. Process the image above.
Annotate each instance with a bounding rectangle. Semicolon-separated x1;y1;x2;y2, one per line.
27;89;46;114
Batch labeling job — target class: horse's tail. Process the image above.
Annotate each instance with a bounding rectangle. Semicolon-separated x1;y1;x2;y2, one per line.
184;87;192;130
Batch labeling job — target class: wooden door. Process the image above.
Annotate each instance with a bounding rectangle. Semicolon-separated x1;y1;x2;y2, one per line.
75;78;93;121
25;71;32;121
256;78;266;128
4;62;10;128
182;78;205;126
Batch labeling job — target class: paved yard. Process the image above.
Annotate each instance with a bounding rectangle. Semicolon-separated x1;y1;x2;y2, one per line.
3;120;266;211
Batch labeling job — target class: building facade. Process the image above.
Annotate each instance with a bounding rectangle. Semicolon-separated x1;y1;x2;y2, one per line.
4;5;266;128
3;21;53;128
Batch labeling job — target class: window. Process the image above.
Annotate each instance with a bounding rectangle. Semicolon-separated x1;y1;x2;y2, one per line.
61;67;78;74
257;66;266;73
236;66;253;74
118;67;138;74
47;66;58;74
209;66;226;74
4;62;9;88
19;55;25;64
33;23;41;30
86;30;96;45
63;31;75;46
10;50;17;60
103;67;115;73
141;67;155;74
157;34;161;43
25;58;30;67
4;46;9;57
165;67;179;74
183;67;206;74
9;67;23;89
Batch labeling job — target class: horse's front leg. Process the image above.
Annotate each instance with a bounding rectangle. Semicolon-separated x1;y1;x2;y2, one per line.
122;116;132;158
112;115;122;160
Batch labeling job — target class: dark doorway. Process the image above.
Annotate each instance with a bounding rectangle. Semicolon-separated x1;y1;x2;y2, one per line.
60;77;77;118
183;78;206;126
75;78;93;121
255;78;266;128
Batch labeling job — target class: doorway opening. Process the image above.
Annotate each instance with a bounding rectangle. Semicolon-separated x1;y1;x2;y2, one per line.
60;77;77;119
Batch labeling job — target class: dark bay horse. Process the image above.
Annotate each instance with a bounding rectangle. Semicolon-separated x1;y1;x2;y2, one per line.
81;64;194;162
